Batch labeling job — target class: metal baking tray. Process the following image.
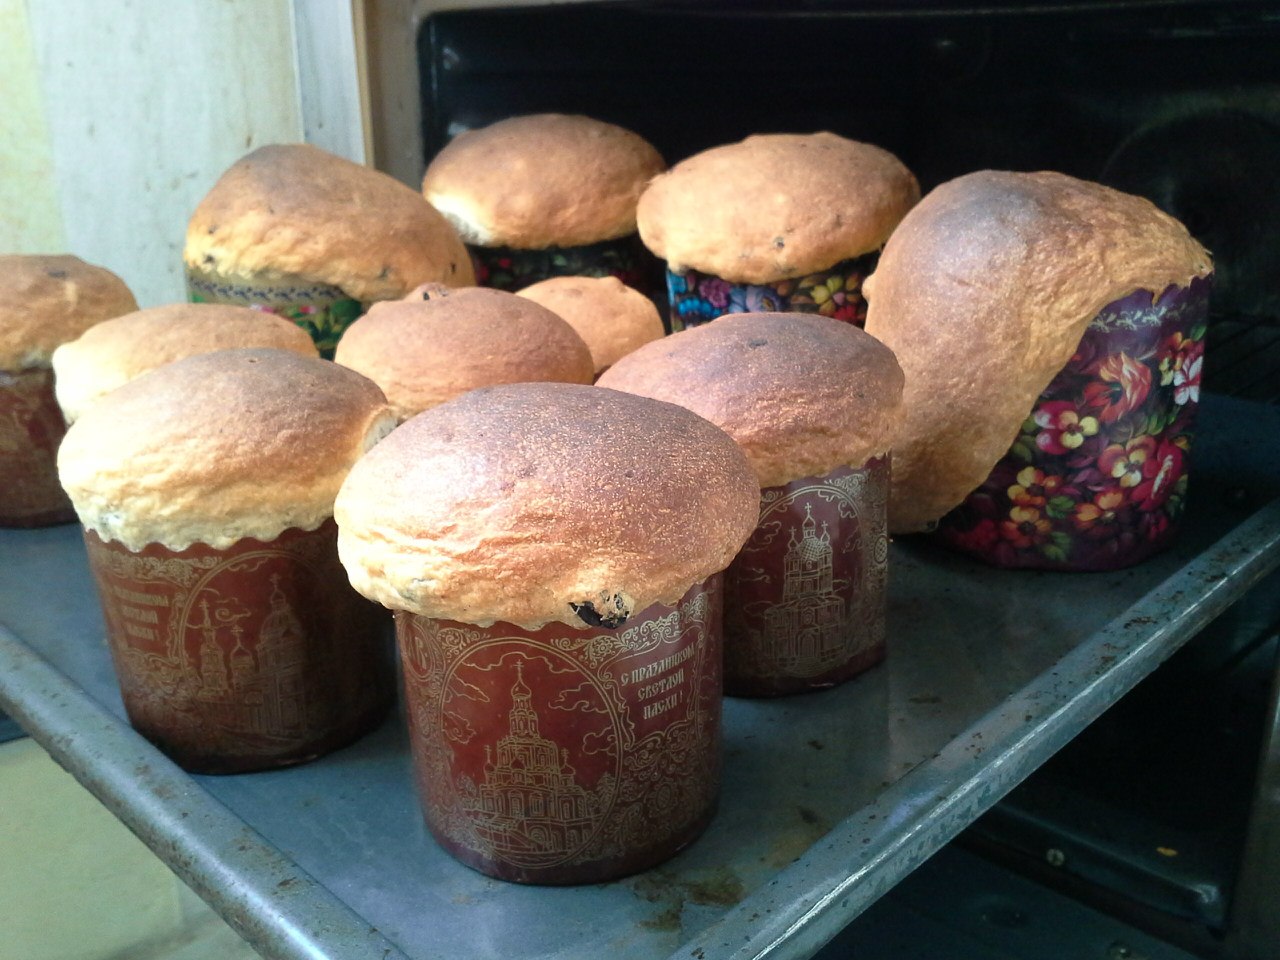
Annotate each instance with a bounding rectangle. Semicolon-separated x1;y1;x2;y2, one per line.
2;392;1277;960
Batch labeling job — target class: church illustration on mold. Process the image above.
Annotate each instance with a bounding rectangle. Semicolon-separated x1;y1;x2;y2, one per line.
190;574;316;739
764;503;849;675
459;659;608;864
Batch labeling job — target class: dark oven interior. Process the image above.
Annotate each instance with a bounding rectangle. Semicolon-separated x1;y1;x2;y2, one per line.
416;1;1280;955
419;0;1280;403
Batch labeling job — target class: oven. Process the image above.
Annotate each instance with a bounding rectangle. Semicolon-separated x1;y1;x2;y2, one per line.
367;0;1280;393
383;8;1280;948
1;2;1278;959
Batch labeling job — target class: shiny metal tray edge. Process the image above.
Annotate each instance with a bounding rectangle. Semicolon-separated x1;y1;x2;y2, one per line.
0;623;410;960
677;499;1280;960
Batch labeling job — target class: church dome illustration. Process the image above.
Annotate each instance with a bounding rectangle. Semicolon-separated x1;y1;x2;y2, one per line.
459;658;606;867
764;504;848;674
181;572;315;739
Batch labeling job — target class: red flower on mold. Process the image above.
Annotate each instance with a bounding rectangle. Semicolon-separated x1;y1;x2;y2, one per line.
830;301;865;324
951;518;1000;553
1033;401;1099;455
1007;466;1063;508
1143;511;1172;542
1099;436;1158;489
1082;353;1152;423
1132;439;1185;511
999;506;1053;549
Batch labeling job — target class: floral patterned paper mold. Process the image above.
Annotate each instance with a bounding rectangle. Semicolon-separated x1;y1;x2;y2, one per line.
938;277;1212;571
84;519;393;773
0;368;76;527
726;459;890;697
468;234;658;299
185;264;363;360
665;252;877;332
396;576;723;885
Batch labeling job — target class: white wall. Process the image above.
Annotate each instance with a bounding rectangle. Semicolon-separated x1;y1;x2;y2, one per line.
0;0;65;254
8;0;364;309
0;7;363;954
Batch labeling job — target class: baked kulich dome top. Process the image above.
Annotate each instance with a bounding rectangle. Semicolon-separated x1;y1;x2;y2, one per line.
597;312;904;488
58;347;395;551
335;381;760;629
52;302;318;424
0;255;137;371
862;170;1212;533
421;113;665;249
517;275;664;375
184;143;475;302
333;285;594;421
636;132;919;284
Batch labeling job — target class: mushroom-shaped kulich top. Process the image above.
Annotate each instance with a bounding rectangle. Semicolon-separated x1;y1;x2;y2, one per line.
58;348;396;551
421;114;665;249
517;275;665;375
0;255;137;371
636;132;919;284
184;143;475;302
334;286;594;421
52;302;318;424
598;312;904;488
334;382;760;629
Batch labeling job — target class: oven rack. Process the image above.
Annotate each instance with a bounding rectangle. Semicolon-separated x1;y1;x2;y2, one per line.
1;392;1277;960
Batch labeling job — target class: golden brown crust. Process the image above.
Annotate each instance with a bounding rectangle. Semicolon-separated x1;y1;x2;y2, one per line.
184;144;475;302
0;255;138;370
517;275;664;374
597;313;904;487
421;114;665;248
334;287;594;421
334;382;760;629
636;133;919;284
58;348;396;551
51;303;318;424
862;170;1213;533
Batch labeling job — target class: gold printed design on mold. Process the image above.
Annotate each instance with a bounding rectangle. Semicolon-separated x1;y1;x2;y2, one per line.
730;460;890;682
87;531;356;757
400;585;718;872
0;368;71;518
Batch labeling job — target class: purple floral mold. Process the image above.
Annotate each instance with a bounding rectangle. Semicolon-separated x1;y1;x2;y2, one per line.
665;252;877;331
469;234;659;301
938;276;1212;571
